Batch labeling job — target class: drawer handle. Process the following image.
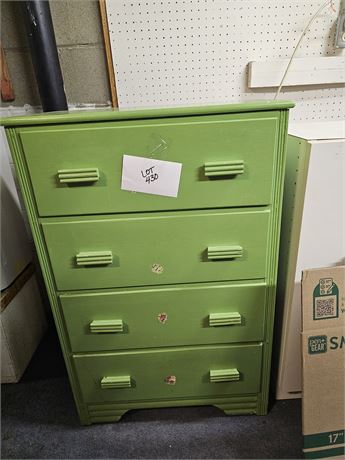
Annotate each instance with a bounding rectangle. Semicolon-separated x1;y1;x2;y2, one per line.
90;319;123;333
204;160;244;177
76;251;113;266
57;167;99;184
209;312;242;327
101;376;131;389
207;245;243;260
210;368;240;383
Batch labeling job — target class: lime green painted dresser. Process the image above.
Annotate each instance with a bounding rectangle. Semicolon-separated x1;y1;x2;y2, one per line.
3;101;293;424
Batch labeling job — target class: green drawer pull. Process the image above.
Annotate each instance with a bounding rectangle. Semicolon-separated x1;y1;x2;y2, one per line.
57;167;99;184
210;368;240;383
209;312;242;327
204;160;244;177
90;319;123;333
207;245;243;260
76;250;113;266
101;376;131;389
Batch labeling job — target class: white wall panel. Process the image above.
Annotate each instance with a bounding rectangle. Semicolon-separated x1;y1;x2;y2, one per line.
106;0;344;122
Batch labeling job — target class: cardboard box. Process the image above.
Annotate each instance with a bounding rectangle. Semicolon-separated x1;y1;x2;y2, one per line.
302;266;345;459
1;264;47;383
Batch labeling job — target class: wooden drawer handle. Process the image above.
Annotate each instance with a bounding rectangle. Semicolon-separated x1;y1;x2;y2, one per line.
57;167;99;184
210;368;240;383
76;250;113;266
207;245;243;260
209;312;242;327
204;160;244;177
90;319;123;333
101;376;131;389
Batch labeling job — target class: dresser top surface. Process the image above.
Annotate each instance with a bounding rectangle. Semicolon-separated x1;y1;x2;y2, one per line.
1;100;294;127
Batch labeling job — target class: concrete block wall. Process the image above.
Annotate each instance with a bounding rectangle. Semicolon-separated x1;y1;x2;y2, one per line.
1;0;111;107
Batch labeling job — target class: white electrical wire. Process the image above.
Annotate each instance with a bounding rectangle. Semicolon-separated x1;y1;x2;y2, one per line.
274;0;336;99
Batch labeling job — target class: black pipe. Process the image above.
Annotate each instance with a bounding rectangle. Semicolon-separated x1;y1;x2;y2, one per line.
21;0;68;112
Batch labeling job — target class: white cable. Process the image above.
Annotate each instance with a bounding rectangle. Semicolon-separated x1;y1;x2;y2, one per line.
274;0;335;100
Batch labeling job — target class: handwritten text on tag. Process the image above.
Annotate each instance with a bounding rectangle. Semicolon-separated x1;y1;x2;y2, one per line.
121;155;182;198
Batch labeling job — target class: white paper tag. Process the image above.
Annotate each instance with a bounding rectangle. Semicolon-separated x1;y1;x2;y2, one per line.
121;155;182;198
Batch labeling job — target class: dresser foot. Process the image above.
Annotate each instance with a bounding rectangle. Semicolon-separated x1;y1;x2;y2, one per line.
255;401;269;416
87;406;129;424
110;411;128;423
214;403;257;416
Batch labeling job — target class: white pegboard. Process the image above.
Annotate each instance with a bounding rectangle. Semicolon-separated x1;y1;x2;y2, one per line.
106;0;345;122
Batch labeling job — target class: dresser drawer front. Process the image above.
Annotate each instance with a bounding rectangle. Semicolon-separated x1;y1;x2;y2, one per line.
19;113;279;216
61;282;266;352
42;209;269;290
73;344;263;403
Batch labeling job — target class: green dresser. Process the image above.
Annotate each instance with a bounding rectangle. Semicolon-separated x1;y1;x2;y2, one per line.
3;101;293;424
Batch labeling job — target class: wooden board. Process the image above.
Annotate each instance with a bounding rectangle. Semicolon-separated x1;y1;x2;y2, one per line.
99;0;118;107
1;263;35;313
0;45;15;102
248;56;345;88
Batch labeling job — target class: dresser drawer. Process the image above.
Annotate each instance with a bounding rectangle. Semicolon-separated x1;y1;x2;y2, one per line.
42;209;269;290
19;112;279;216
61;282;266;352
73;344;263;403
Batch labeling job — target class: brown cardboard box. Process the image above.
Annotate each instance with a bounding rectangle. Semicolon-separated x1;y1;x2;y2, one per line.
302;266;345;459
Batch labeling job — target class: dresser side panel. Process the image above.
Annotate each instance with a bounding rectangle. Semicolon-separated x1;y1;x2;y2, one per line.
258;109;290;414
5;127;91;425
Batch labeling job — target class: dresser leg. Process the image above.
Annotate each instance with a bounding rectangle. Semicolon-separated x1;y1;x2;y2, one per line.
84;408;129;424
256;407;268;416
256;393;269;416
78;406;92;425
80;418;92;426
214;404;257;416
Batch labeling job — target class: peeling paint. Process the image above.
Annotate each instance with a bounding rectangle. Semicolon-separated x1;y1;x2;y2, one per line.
157;312;168;324
26;5;37;27
152;263;164;274
164;375;176;385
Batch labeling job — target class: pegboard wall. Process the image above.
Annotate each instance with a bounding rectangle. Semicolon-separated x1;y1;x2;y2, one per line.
106;0;345;122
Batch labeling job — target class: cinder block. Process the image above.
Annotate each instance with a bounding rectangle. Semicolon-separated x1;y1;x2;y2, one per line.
58;45;111;103
2;50;40;107
50;0;103;46
0;1;27;49
1;0;109;106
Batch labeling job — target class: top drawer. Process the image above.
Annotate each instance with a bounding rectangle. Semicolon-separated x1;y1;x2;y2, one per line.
19;112;279;216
